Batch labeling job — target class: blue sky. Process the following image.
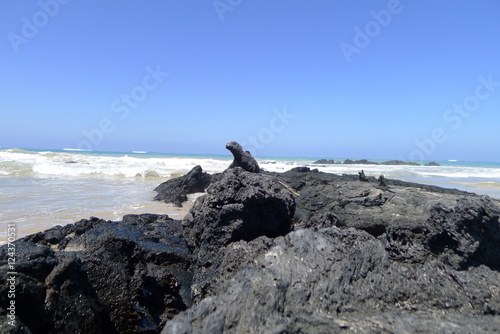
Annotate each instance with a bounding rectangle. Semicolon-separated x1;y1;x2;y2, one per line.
1;1;499;161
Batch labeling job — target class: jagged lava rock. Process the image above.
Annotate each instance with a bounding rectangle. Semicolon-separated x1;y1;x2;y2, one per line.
182;167;296;300
183;168;296;249
273;169;500;270
163;227;500;333
162;169;500;333
154;165;212;207
0;214;191;334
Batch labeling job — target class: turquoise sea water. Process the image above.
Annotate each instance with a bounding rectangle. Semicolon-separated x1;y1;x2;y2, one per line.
1;148;500;242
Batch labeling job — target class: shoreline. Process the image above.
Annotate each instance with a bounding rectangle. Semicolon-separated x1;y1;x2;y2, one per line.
0;193;199;245
2;169;500;244
2;148;500;243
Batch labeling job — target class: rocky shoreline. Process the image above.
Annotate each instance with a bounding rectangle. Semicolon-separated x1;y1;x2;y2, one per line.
1;163;500;333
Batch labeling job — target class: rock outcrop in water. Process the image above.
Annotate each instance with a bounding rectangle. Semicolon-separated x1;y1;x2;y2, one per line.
1;166;500;333
313;159;440;166
154;165;212;207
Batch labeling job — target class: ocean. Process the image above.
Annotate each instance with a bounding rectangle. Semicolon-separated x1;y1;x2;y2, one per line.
1;148;500;243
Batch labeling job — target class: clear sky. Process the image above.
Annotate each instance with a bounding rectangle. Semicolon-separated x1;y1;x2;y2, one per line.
1;1;499;161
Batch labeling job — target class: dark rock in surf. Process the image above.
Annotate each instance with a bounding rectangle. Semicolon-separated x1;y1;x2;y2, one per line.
225;141;260;173
343;159;425;166
425;161;441;166
314;158;426;166
313;159;337;164
344;159;379;165
380;160;421;166
154;165;212;207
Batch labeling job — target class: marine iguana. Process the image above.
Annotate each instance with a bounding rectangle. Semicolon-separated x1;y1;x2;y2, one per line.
225;141;299;196
226;141;260;173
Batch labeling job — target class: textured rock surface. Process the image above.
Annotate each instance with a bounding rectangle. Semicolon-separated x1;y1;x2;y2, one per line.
274;169;500;270
0;214;191;333
154;165;212;207
183;167;296;301
163;227;500;333
162;169;500;333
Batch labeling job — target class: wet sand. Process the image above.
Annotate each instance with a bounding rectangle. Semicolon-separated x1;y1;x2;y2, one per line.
0;193;201;245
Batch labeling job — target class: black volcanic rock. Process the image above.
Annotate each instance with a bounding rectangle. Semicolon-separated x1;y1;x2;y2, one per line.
183;168;296;248
0;215;191;333
425;161;441;166
163;227;500;333
162;170;500;334
344;159;379;165
161;169;500;333
182;167;296;301
380;160;421;166
276;169;500;269
313;159;434;167
313;159;337;164
154;165;212;207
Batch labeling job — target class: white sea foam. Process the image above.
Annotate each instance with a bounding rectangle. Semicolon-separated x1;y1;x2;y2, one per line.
2;149;500;181
63;148;90;151
0;149;230;178
306;164;500;180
